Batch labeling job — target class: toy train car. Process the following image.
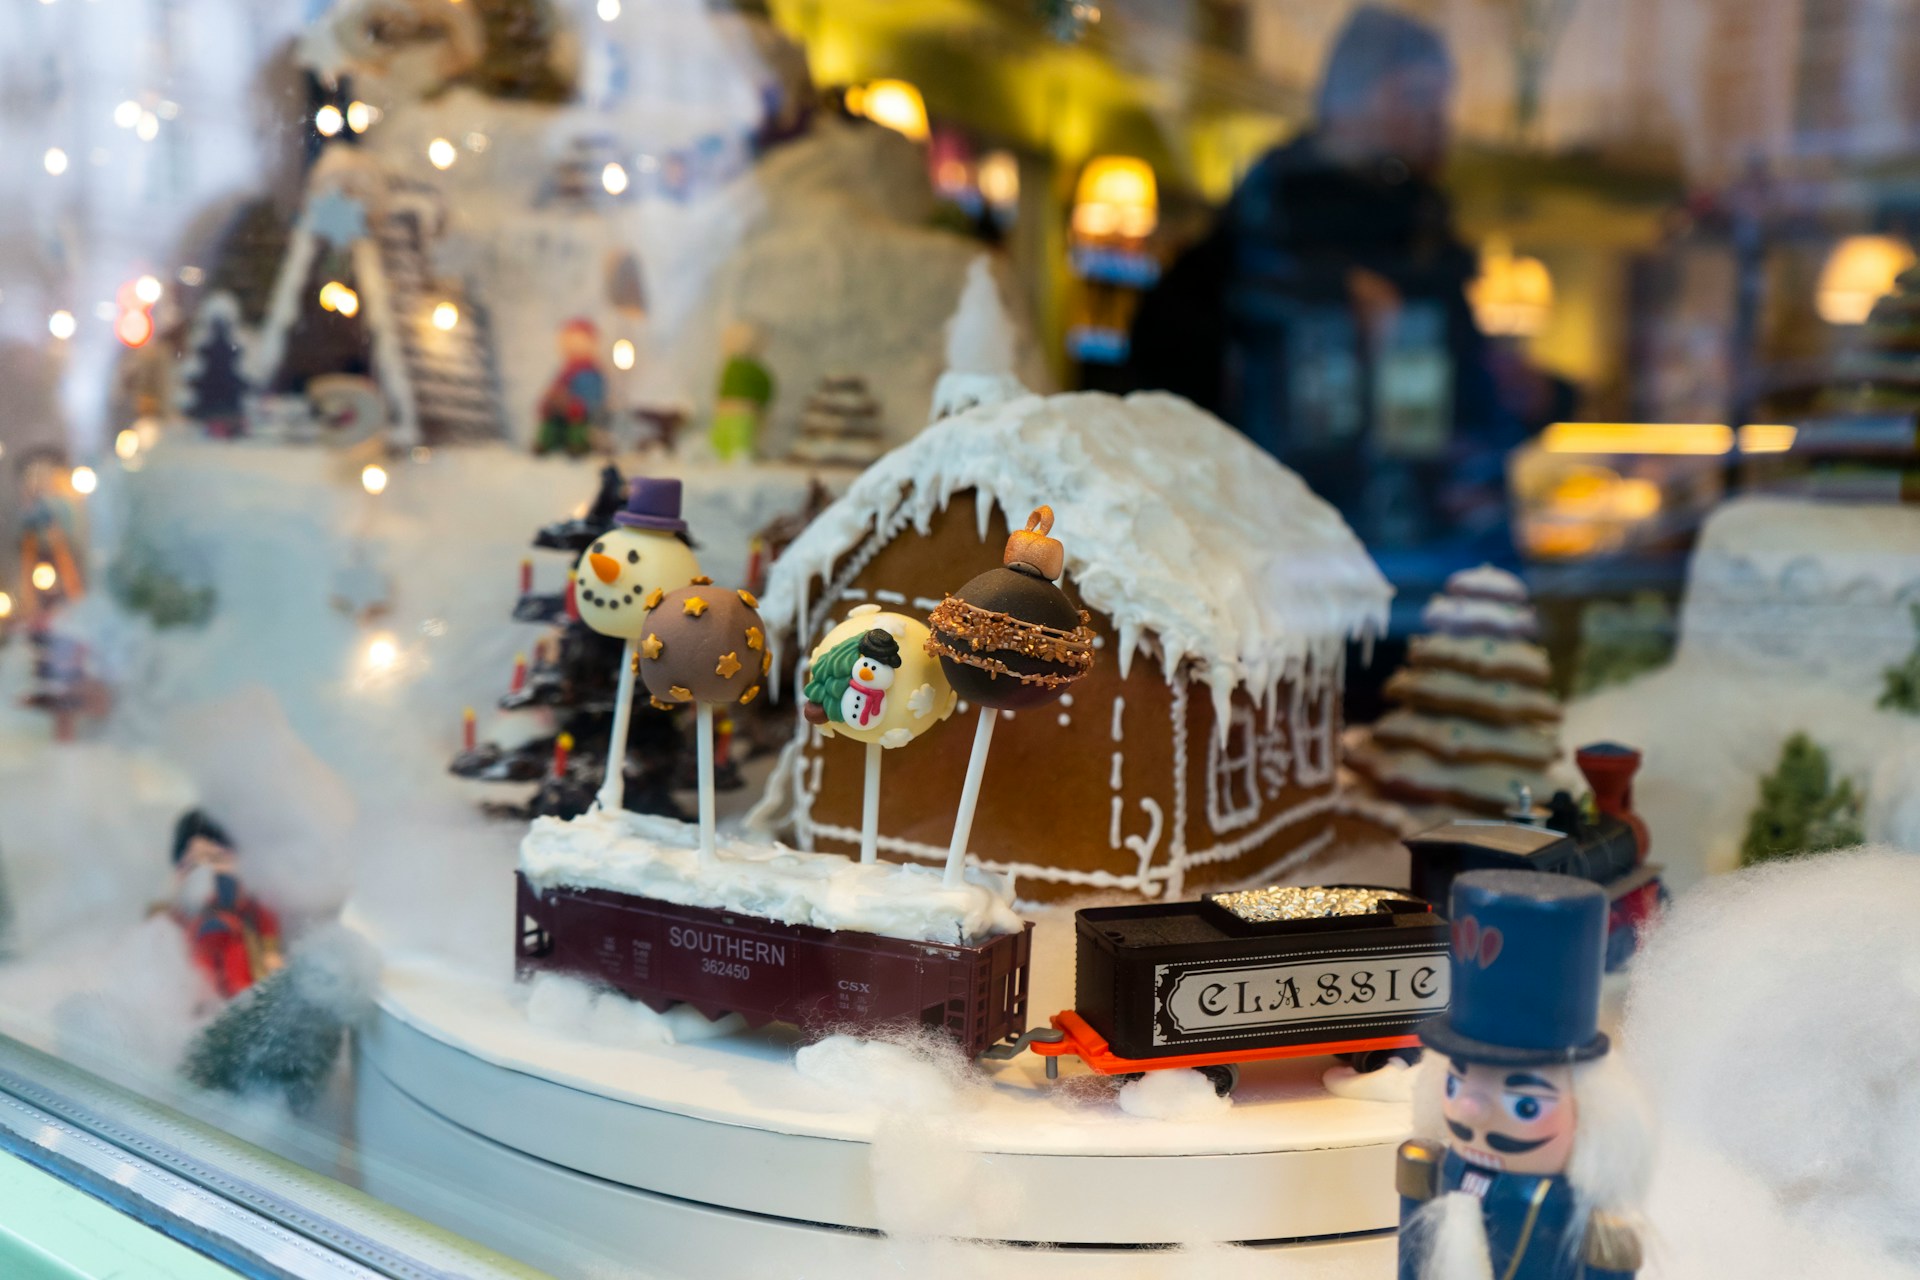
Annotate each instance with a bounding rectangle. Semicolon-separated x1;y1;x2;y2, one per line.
992;887;1450;1094
514;873;1032;1058
1405;742;1664;972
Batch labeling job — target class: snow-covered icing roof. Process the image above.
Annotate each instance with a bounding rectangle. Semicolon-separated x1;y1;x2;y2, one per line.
762;390;1393;726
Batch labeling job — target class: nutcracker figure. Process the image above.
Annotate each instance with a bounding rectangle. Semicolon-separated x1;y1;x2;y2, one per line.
1398;870;1651;1280
168;810;284;1000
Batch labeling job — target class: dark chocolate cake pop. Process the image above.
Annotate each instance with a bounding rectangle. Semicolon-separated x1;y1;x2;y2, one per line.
925;506;1095;710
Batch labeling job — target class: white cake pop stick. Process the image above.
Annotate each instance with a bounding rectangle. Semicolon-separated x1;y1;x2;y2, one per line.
596;637;640;813
696;703;718;867
942;707;998;887
860;741;883;865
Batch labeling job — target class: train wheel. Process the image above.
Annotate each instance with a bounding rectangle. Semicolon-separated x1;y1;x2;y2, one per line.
1338;1050;1396;1073
1198;1064;1239;1097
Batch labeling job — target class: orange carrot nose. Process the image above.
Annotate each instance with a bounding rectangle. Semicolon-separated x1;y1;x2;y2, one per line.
590;553;621;583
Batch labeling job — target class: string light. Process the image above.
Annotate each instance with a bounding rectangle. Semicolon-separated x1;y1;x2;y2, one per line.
31;564;57;592
315;105;345;137
115;308;153;347
602;162;629;195
70;466;97;495
319;281;360;316
431;301;459;331
465;132;489;153
113;100;141;129
133;275;163;305
115;429;140;460
361;463;389;495
135;112;159;142
365;633;399;672
612;339;636;370
0;593;12;620
597;0;620;18
43;148;68;176
427;137;457;170
48;310;76;340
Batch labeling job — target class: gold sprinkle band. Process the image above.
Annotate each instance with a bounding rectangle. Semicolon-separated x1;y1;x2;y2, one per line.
924;596;1095;689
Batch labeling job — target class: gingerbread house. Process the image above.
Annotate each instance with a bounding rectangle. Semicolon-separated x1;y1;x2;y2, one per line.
759;390;1392;903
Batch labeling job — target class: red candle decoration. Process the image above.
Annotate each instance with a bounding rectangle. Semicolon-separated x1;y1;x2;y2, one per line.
463;706;477;751
553;732;573;777
511;651;528;693
520;558;533;594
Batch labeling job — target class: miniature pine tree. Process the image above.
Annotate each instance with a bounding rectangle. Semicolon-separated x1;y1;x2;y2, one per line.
183;314;249;429
1877;604;1920;714
1740;733;1866;867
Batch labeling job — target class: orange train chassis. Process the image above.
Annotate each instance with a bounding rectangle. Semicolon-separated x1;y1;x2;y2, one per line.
993;1009;1422;1083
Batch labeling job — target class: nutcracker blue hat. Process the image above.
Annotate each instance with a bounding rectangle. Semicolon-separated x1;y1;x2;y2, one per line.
613;477;687;534
1418;869;1611;1066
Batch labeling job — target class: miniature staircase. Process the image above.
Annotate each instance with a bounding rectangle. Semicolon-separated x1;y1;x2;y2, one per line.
372;201;508;445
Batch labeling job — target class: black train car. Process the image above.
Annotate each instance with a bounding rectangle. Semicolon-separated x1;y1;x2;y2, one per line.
1405;742;1662;972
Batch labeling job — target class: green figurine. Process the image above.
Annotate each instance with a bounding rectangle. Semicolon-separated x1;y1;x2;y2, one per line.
710;321;773;461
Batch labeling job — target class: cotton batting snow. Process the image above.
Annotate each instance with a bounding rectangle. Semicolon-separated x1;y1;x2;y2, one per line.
759;390;1392;728
793;1032;973;1113
1626;847;1920;1272
523;972;745;1047
1321;1058;1415;1104
1116;1068;1231;1121
520;807;1024;945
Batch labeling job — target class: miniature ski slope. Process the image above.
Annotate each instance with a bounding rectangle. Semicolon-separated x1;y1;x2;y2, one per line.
520;808;1023;945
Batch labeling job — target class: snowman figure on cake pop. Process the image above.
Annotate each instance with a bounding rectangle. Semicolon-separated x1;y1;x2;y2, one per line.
571;478;704;811
1397;870;1650;1280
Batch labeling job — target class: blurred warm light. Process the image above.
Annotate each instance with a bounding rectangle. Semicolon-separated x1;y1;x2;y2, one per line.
0;592;12;619
612;339;636;370
859;80;929;143
1542;422;1734;456
115;429;140;460
934;157;969;194
601;162;629;195
977;150;1020;208
1072;156;1158;239
43;148;68;176
135;112;159;142
70;466;97;495
1738;423;1798;454
465;132;489;153
47;310;76;340
432;301;460;331
133;274;163;305
1469;238;1554;337
427;137;458;170
361;463;389;495
1816;234;1914;325
115;308;153;348
315;105;344;137
319;281;361;317
597;0;620;18
31;564;57;592
346;101;375;134
113;101;141;129
365;633;399;672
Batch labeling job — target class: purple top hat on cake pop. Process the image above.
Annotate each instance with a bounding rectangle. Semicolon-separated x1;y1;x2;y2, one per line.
613;477;688;534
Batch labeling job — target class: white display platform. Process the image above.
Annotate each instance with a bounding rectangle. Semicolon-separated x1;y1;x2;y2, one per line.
352;943;1414;1274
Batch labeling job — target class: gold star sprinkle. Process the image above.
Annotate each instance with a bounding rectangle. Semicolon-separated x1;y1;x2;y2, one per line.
715;651;742;678
649;696;675;711
668;685;693;701
761;649;771;674
737;588;760;608
739;685;761;705
691;575;713;586
643;587;665;610
642;633;663;660
745;626;764;651
682;596;709;617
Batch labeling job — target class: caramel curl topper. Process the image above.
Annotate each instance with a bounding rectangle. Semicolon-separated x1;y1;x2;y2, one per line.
1004;506;1065;582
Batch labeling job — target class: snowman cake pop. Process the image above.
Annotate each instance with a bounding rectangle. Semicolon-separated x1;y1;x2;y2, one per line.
572;478;702;640
804;606;957;749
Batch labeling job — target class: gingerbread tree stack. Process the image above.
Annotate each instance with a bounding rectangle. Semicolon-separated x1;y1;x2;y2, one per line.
1349;565;1562;816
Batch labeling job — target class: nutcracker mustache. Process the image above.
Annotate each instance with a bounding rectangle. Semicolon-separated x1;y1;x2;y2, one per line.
1446;1119;1551;1155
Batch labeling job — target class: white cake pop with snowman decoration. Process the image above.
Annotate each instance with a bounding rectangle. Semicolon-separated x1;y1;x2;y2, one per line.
572;478;704;640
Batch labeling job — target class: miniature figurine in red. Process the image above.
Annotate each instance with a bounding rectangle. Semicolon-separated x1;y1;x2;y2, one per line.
1397;870;1651;1280
168;811;284;1000
535;318;609;457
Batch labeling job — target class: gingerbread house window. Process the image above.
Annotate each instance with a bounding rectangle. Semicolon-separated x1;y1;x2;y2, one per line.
1207;705;1262;832
1291;671;1338;787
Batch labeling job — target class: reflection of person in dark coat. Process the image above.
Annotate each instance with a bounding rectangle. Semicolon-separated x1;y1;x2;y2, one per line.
1129;6;1523;597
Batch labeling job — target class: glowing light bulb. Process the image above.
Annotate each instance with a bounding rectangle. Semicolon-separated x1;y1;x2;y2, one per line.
135;112;159;141
43;148;68;176
346;101;374;133
133;274;163;305
315;105;344;137
366;634;399;672
48;311;76;340
465;132;489;153
0;592;12;619
601;162;629;195
431;301;459;331
598;0;620;18
427;137;457;170
612;339;636;370
70;466;97;495
319;282;361;317
113;100;141;129
31;564;57;592
858;80;930;142
361;463;389;495
115;429;139;460
115;309;153;348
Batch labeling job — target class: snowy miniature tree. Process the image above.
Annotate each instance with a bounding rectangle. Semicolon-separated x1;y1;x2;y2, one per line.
1572;593;1675;697
181;926;376;1111
1740;733;1866;867
929;256;1030;423
1878;604;1920;714
179;295;252;437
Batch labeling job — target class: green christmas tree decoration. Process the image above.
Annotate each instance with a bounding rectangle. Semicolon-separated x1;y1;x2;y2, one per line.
108;538;217;629
1877;603;1920;714
1740;732;1866;867
181;927;376;1111
1572;593;1676;697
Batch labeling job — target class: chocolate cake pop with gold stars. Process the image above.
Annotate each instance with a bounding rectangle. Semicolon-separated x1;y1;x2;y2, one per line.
926;506;1095;710
639;585;769;708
